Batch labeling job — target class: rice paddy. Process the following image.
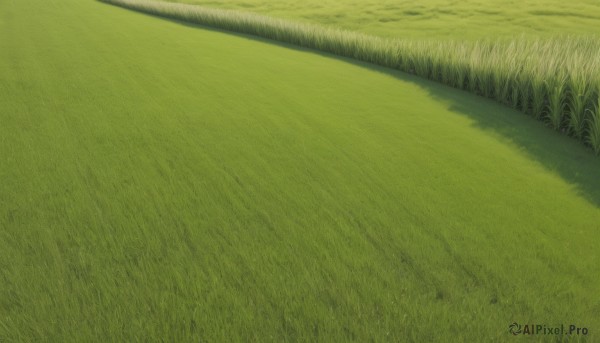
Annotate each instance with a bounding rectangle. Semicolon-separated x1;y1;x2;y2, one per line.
2;0;599;341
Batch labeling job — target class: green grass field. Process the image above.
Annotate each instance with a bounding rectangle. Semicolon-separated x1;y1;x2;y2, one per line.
1;0;600;341
160;0;600;39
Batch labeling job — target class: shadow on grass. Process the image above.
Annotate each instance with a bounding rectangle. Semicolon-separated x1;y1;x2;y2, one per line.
98;1;600;208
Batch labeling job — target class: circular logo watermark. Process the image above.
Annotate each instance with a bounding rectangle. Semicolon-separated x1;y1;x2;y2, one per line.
509;322;522;335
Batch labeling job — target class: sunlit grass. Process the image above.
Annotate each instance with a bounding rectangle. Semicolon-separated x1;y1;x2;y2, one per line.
101;0;600;154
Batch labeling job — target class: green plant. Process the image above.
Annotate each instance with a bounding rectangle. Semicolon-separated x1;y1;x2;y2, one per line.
546;72;568;131
530;76;546;120
587;91;600;154
568;68;594;139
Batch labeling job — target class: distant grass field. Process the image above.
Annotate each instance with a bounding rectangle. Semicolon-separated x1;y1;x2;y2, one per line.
2;0;600;342
160;0;600;39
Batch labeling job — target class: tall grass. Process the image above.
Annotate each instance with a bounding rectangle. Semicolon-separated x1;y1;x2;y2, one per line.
100;0;600;154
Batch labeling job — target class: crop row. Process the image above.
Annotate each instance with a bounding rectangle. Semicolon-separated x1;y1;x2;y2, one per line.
100;0;600;154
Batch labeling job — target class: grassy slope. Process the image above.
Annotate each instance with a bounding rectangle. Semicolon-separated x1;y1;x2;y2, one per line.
1;0;600;341
100;0;600;154
161;0;600;39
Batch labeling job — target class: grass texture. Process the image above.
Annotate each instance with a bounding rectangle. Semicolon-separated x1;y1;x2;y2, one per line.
100;0;600;154
160;0;600;40
2;0;600;341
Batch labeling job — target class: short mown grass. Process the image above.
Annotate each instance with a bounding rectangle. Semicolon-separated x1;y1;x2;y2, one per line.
100;0;600;154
